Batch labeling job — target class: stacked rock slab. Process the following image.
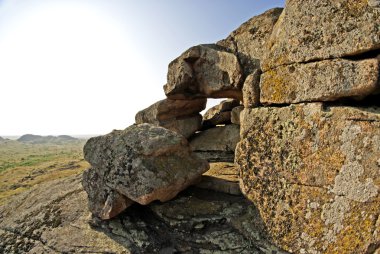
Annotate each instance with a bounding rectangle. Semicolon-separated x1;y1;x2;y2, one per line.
164;44;244;100
135;98;206;138
83;124;209;219
189;124;240;163
202;99;240;129
235;1;380;254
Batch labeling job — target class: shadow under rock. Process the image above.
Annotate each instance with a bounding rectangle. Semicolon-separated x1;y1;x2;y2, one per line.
89;186;289;254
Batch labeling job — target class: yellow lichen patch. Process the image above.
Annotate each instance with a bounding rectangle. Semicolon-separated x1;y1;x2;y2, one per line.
302;146;345;185
261;68;288;103
345;0;368;16
325;200;379;254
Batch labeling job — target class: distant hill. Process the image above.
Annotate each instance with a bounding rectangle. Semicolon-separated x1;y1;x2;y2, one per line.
0;136;4;142
17;134;79;144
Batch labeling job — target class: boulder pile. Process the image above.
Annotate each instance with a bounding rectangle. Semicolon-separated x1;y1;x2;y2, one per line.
83;1;379;253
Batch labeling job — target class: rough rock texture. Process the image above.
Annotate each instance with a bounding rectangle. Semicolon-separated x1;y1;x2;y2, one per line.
164;44;244;100
83;124;209;218
196;162;241;196
262;0;380;71
236;103;380;254
218;8;283;76
243;70;261;108
0;174;288;254
82;168;133;220
135;98;206;137
135;98;206;123
203;99;240;128
190;124;240;162
260;57;380;105
0;175;130;254
231;106;244;125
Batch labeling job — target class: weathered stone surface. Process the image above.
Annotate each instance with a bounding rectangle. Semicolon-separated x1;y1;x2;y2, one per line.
218;8;283;75
0;175;130;253
0;173;288;254
83;124;209;218
135;98;206;123
159;114;202;138
82;168;133;220
231;106;244;125
135;99;206;137
236;103;380;253
190;124;240;162
262;0;380;71
164;44;243;100
196;162;241;195
260;57;380;105
202;99;240;128
243;70;261;108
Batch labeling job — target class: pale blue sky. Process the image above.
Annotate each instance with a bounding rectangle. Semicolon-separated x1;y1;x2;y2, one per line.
0;0;284;135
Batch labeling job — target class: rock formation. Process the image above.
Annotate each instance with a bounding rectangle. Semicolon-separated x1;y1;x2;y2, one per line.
64;1;380;253
233;1;380;254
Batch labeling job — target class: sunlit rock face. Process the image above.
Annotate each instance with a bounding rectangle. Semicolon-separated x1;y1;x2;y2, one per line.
261;0;380;71
135;98;206;138
236;103;380;254
164;44;244;100
233;0;380;253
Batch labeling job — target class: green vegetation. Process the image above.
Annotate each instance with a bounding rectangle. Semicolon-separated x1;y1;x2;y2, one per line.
0;139;89;205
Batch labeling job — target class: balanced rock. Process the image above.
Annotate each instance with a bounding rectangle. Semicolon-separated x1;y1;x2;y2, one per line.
135;98;206;138
236;103;380;254
218;8;283;76
190;124;240;162
83;124;209;218
262;0;380;71
260;57;380;104
202;99;240;128
164;44;243;100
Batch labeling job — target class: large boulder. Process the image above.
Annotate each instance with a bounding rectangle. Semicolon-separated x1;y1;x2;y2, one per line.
260;57;380;105
262;0;380;71
190;124;240;162
83;124;209;218
135;98;206;138
218;8;283;76
164;44;243;100
236;103;380;254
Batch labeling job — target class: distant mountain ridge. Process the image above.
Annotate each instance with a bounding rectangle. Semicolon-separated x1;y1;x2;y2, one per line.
17;134;78;144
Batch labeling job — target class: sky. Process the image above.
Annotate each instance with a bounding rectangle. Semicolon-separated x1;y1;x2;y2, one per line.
0;0;285;136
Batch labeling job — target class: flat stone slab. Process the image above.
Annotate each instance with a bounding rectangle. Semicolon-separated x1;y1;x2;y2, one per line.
196;162;241;195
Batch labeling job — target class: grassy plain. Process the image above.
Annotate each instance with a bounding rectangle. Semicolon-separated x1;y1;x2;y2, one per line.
0;139;89;205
